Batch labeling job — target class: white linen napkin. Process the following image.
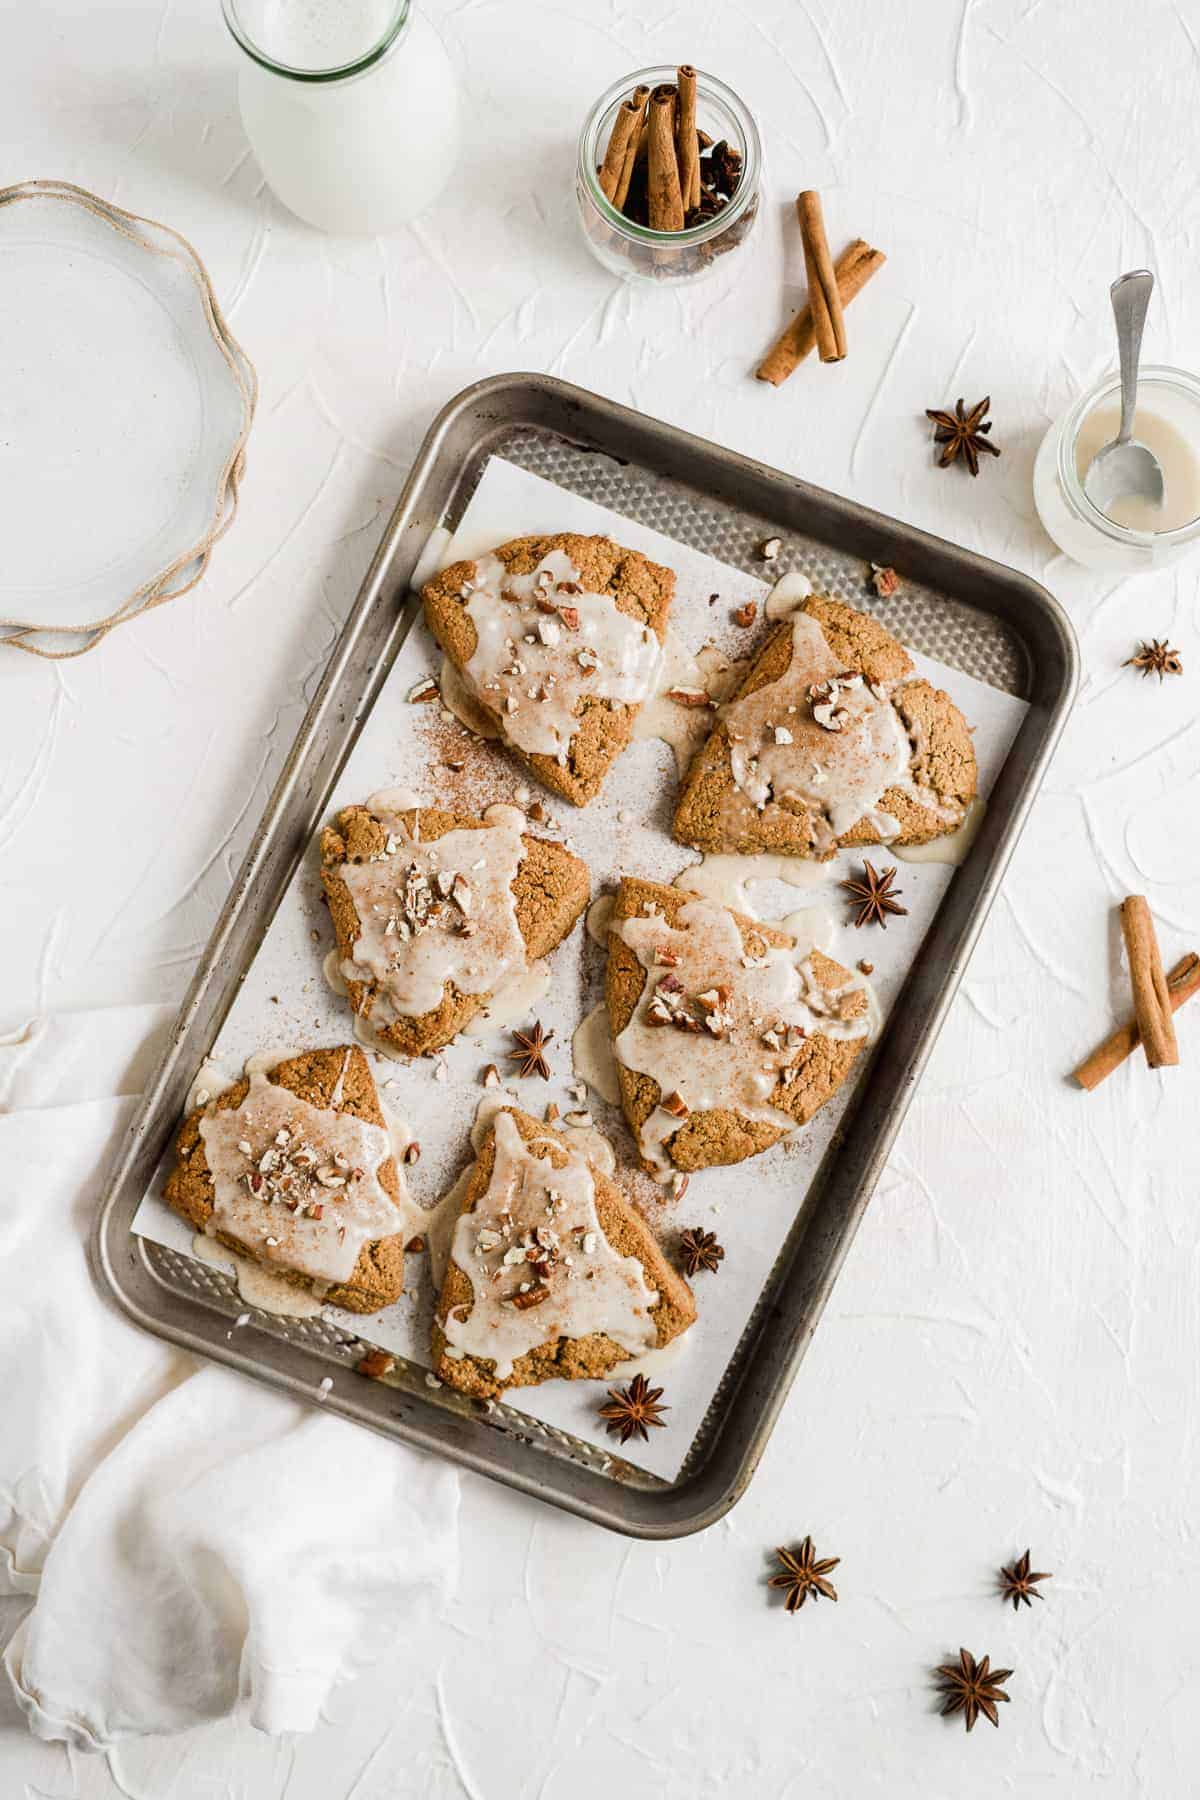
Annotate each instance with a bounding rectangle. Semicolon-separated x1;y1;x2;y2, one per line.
0;1006;459;1747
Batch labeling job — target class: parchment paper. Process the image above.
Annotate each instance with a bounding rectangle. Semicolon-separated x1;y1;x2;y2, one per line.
133;457;1028;1480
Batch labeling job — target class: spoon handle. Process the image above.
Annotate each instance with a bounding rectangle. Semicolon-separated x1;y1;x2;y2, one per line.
1110;270;1154;446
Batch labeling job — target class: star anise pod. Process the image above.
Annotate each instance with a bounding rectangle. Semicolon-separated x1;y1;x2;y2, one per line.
841;861;907;929
925;396;1001;477
935;1648;1013;1731
1125;638;1182;681
597;1372;669;1444
999;1549;1051;1611
507;1020;554;1079
769;1537;840;1612
679;1227;724;1276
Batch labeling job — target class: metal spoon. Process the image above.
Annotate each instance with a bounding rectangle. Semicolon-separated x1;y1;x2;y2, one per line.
1083;270;1165;518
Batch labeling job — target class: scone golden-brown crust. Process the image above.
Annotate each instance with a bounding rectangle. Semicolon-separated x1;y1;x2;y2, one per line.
164;1046;407;1314
432;1105;696;1399
672;596;977;858
605;876;868;1174
423;533;674;806
320;803;589;1057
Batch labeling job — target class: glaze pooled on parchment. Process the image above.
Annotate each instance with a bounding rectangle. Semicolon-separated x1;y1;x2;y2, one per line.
198;1057;405;1285
336;803;528;1021
461;548;662;759
441;1109;659;1379
631;632;746;775
190;1232;328;1319
613;897;870;1173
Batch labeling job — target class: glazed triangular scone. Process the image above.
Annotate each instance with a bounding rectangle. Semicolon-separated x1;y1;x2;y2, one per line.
673;595;977;858
605;877;870;1176
432;1106;696;1399
164;1046;411;1314
423;532;674;806
321;799;588;1057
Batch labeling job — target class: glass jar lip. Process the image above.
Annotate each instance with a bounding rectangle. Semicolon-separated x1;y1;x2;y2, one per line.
221;0;410;82
577;65;761;246
1057;363;1200;546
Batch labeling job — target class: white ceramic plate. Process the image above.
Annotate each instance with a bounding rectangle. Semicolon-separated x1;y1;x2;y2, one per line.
0;180;256;656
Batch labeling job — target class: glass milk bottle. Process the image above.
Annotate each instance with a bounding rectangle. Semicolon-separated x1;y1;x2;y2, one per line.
222;0;460;234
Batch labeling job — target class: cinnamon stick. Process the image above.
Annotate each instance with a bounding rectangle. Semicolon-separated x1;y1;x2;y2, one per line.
612;102;648;212
598;85;649;202
1120;895;1179;1068
756;237;885;385
796;190;846;362
676;65;700;212
647;84;685;232
1073;952;1200;1090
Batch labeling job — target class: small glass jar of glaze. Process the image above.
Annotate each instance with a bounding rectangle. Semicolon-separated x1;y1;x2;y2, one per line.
221;0;460;235
1033;365;1200;571
575;67;761;285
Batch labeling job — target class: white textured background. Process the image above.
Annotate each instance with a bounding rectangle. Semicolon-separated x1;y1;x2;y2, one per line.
4;0;1200;1793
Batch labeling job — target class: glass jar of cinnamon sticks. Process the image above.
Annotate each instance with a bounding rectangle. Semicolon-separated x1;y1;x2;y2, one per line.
576;66;761;284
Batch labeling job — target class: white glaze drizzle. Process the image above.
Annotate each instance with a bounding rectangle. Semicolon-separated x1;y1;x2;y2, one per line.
425;1085;616;1290
612;897;869;1175
198;1066;405;1284
422;1082;534;1295
894;794;986;866
719;613;963;852
585;892;616;947
335;803;527;1021
461;549;662;759
558;1114;617;1178
632;632;746;776
463;958;551;1036
673;850;828;916
186;1056;239;1114
763;570;814;619
721;614;911;849
437;652;500;739
612;1330;693;1382
441;1109;659;1379
190;1232;328;1320
470;1082;522;1151
571;1002;622;1106
424;1166;474;1294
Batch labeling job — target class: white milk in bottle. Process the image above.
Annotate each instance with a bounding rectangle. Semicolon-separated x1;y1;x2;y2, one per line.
223;0;461;234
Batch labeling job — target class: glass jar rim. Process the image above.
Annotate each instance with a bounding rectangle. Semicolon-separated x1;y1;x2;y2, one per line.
577;65;761;247
1057;363;1200;546
221;0;410;82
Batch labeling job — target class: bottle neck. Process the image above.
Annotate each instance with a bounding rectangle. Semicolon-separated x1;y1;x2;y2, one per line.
222;0;411;85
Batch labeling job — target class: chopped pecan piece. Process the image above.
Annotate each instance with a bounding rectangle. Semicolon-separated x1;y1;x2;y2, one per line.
810;672;865;731
509;1284;551;1310
645;976;704;1032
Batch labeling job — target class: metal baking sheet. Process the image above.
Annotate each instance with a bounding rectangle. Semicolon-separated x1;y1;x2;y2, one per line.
92;373;1078;1538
